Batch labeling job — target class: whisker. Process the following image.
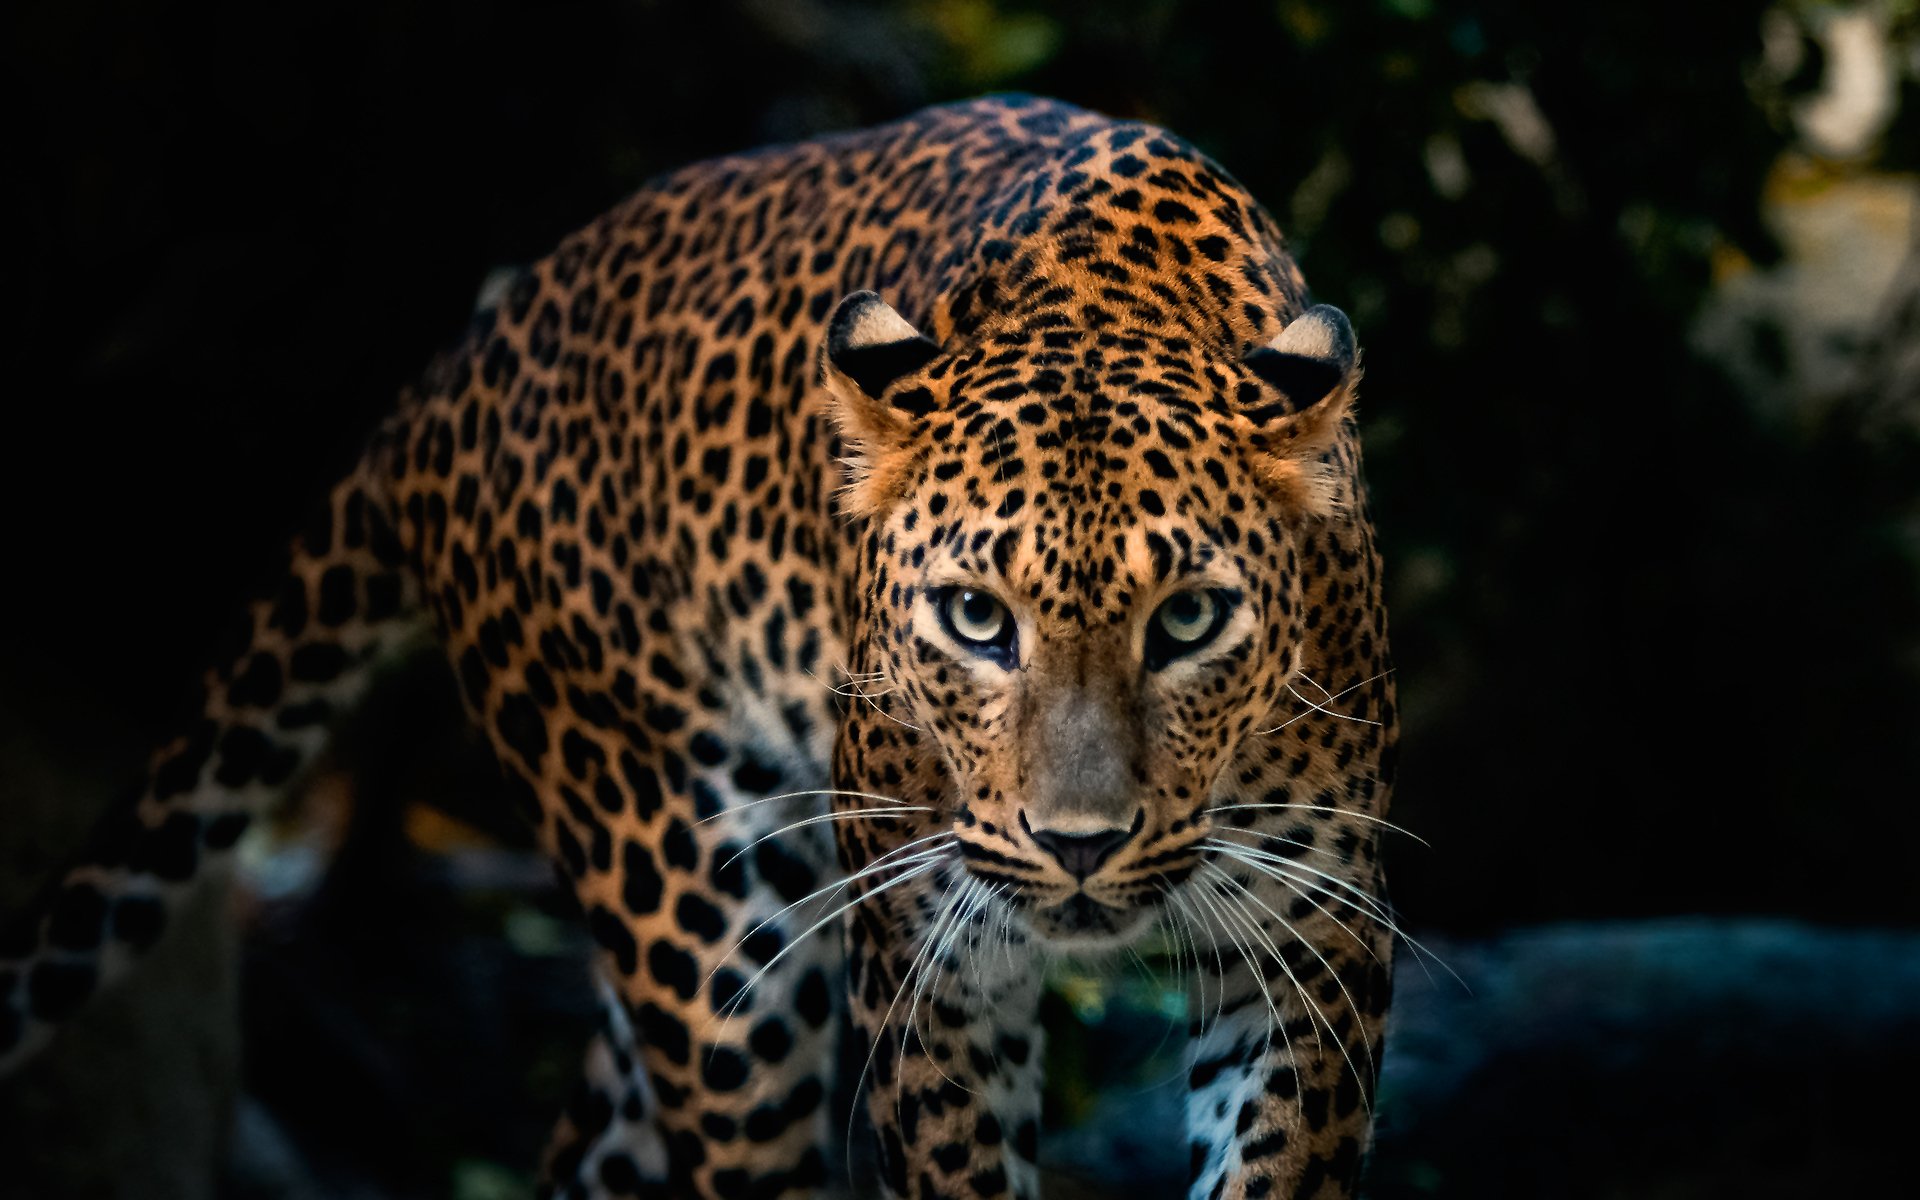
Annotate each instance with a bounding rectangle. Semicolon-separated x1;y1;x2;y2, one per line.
1185;874;1301;1101
905;877;990;1095
1166;895;1208;1036
1201;840;1423;970
1204;842;1390;967
694;787;924;825
1179;894;1223;1038
1148;898;1186;1005
1153;883;1207;1034
1165;884;1228;1039
1187;893;1229;1032
1184;875;1280;1035
1201;836;1401;927
1200;866;1355;1122
1209;824;1375;866
1256;669;1393;735
1302;668;1394;703
718;806;932;869
1203;802;1430;848
1284;682;1383;727
1118;936;1188;1091
810;675;887;698
716;856;945;1022
707;829;959;987
803;663;889;689
1122;942;1159;990
966;883;1008;1012
854;868;962;1158
1201;866;1321;1054
1205;839;1466;993
1232;857;1445;995
842;669;922;733
897;883;959;1095
702;833;956;1006
912;876;975;1034
1293;669;1387;716
998;884;1020;976
1203;862;1377;1112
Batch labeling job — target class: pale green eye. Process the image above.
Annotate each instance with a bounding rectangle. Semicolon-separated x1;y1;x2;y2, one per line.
946;589;1011;645
1154;590;1217;643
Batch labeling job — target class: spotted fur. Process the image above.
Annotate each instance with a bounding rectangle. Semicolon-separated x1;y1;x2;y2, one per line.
0;96;1397;1199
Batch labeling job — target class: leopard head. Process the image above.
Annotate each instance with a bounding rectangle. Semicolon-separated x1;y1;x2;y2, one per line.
821;288;1360;950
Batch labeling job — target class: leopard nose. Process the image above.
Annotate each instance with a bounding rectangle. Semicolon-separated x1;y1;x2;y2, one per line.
1021;812;1138;880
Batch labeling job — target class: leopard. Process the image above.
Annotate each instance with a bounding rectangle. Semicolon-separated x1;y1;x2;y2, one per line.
0;94;1398;1199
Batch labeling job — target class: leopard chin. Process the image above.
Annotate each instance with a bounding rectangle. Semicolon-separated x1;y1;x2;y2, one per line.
1024;892;1159;954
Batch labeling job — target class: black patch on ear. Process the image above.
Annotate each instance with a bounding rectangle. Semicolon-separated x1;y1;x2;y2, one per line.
824;290;940;397
829;336;941;398
1242;350;1346;422
1242;304;1357;424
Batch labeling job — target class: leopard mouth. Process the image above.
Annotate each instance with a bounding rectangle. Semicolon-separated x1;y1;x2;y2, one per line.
1051;893;1117;929
1025;890;1156;951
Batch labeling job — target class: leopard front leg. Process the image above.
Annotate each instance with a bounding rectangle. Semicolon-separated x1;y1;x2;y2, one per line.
844;870;1045;1200
501;725;847;1199
1181;868;1392;1200
541;974;673;1198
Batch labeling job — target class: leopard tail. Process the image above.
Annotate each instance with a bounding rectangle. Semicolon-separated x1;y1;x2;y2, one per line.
0;427;425;1074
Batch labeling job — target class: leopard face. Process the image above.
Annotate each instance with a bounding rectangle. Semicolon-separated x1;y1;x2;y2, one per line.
824;292;1360;951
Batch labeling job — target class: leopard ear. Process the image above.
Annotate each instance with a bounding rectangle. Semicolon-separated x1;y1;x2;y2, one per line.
1240;305;1360;517
820;291;942;518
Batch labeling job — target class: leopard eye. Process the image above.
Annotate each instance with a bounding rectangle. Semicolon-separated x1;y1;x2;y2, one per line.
1156;591;1216;642
939;588;1016;663
1145;589;1231;669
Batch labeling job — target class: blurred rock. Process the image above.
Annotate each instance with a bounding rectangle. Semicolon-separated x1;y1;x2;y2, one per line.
1377;920;1920;1197
1042;920;1920;1198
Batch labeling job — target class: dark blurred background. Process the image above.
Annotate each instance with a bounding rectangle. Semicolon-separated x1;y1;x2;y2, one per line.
2;1;1916;1197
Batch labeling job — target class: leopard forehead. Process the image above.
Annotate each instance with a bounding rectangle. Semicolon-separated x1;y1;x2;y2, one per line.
875;364;1294;608
900;443;1258;606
